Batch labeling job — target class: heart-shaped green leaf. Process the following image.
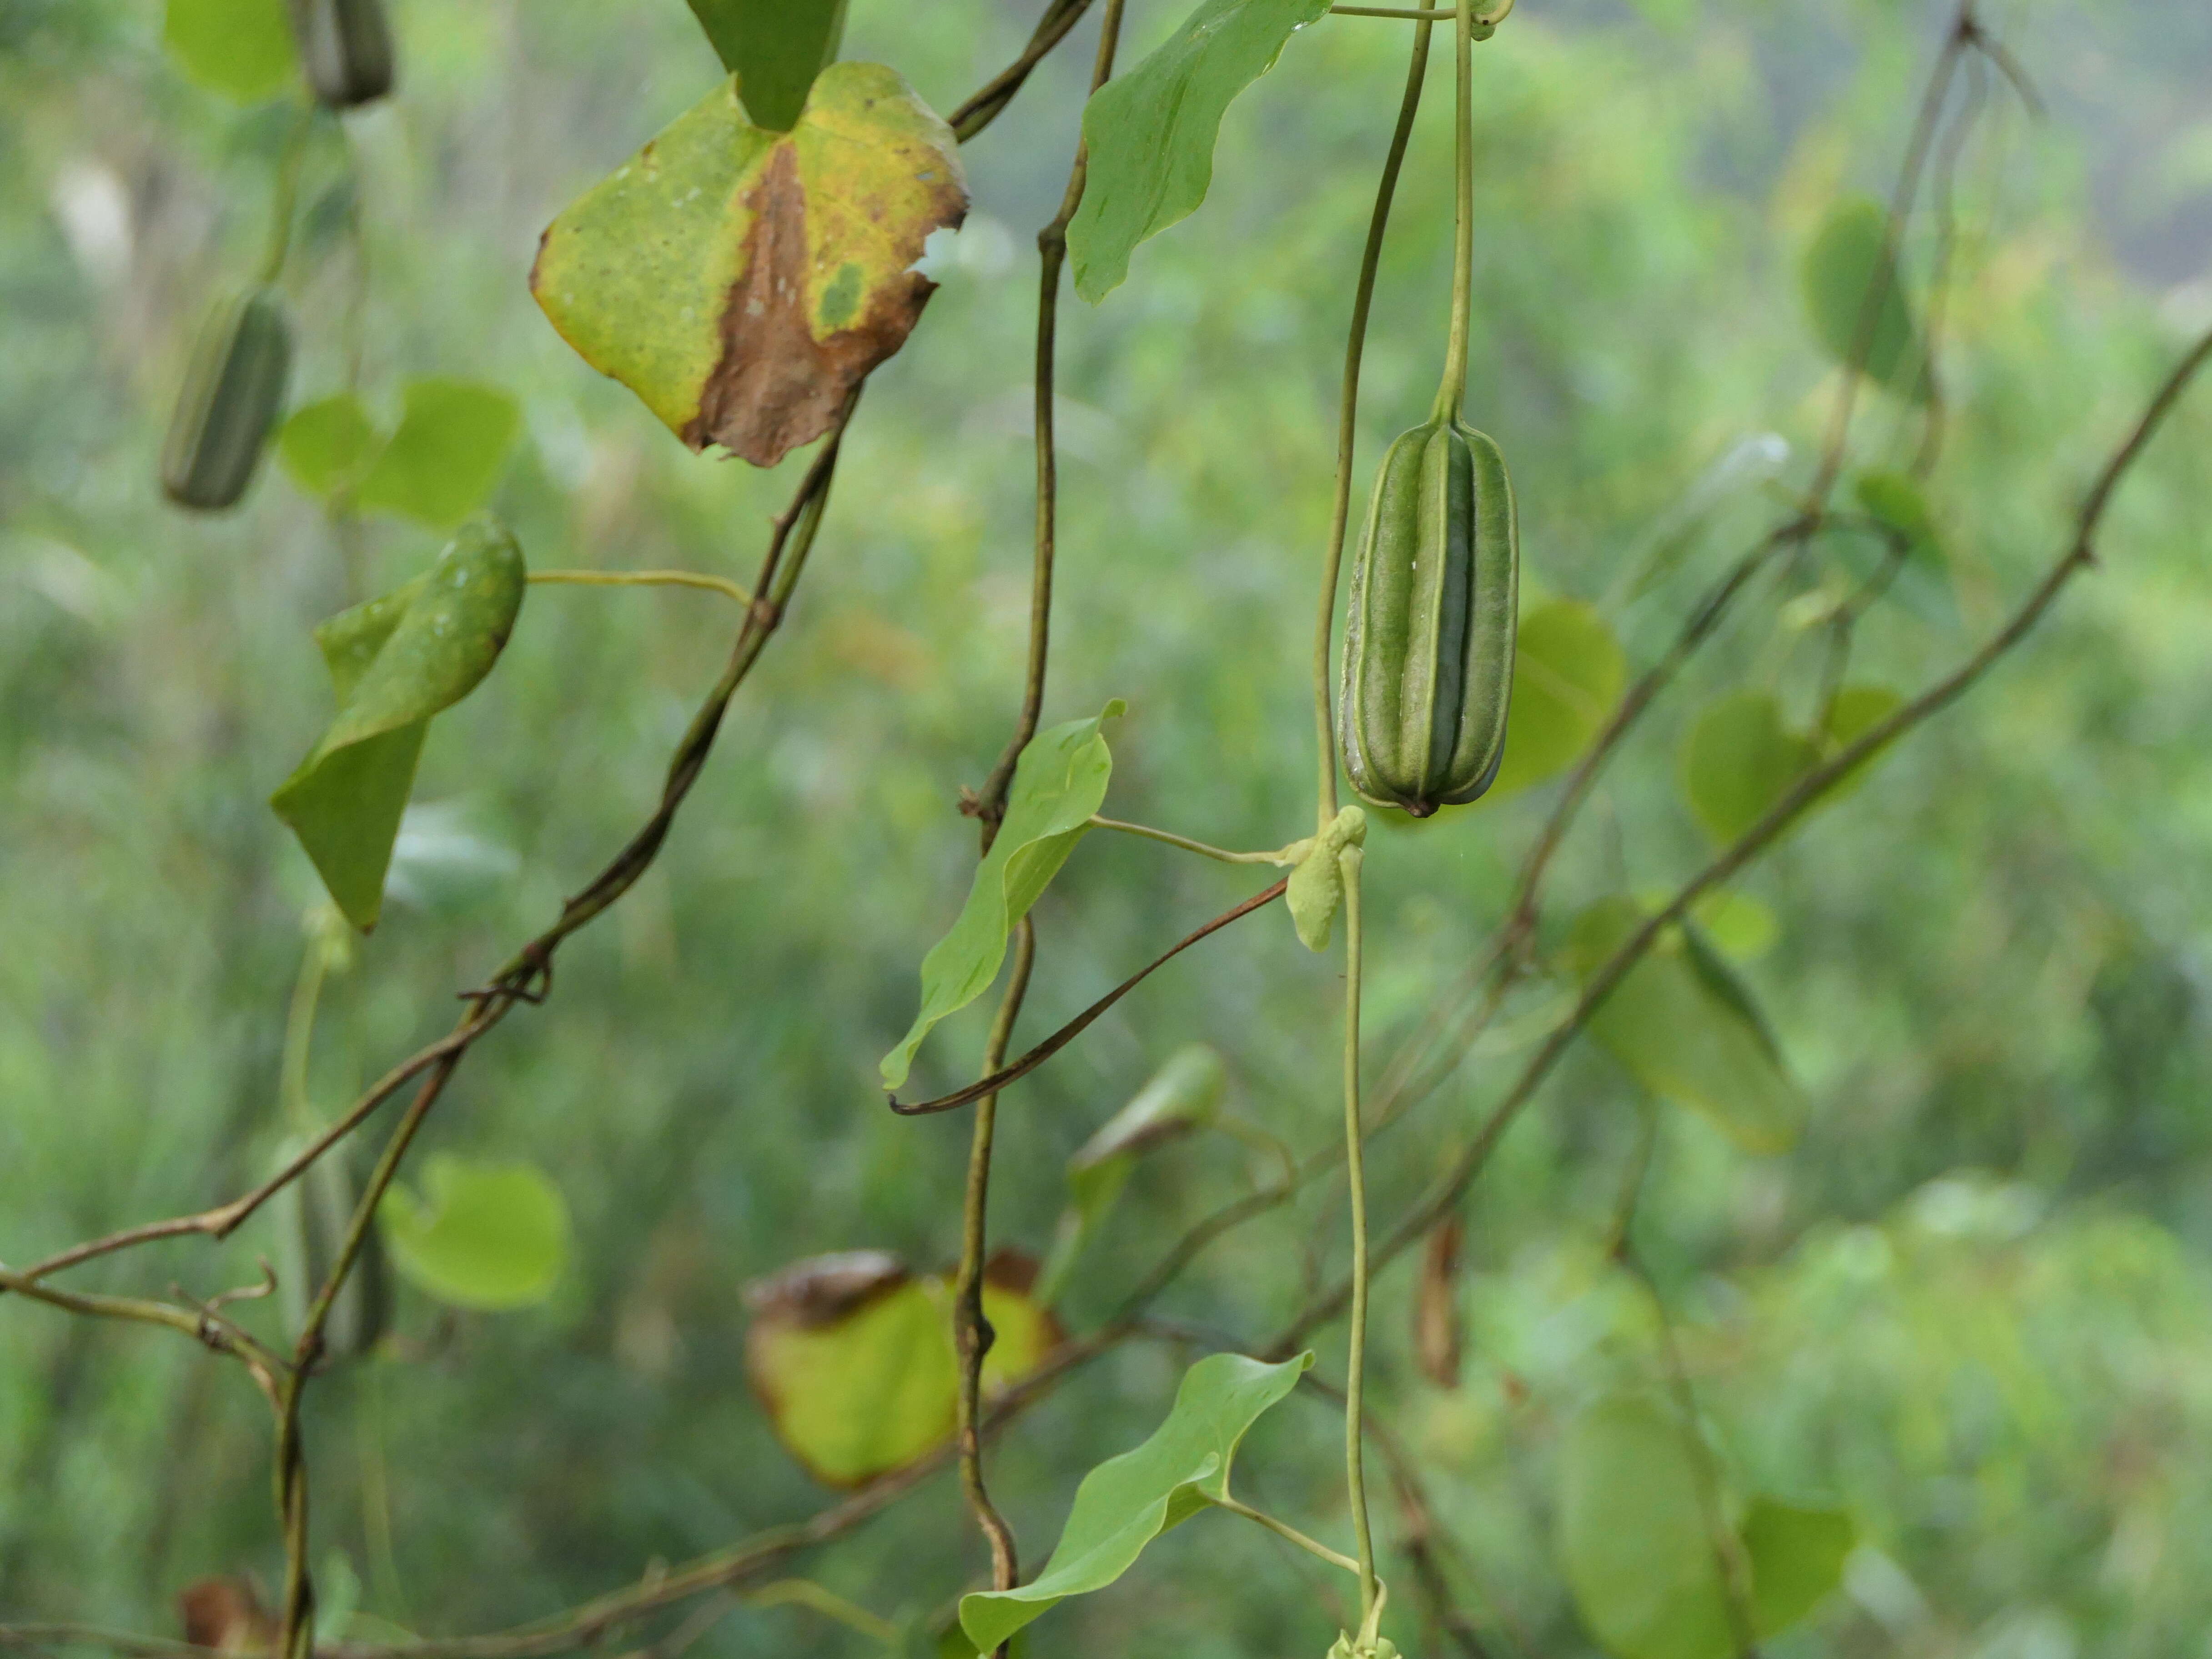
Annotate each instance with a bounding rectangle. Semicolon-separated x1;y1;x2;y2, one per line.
164;0;297;101
271;519;526;931
1560;1394;1852;1659
745;1250;1060;1488
959;1351;1313;1652
377;1154;569;1312
279;393;381;499
1800;197;1929;402
1565;899;1803;1154
353;379;520;528
1679;684;1904;848
533;63;966;467
880;703;1124;1090
684;0;849;131
1487;598;1626;799
1068;0;1332;303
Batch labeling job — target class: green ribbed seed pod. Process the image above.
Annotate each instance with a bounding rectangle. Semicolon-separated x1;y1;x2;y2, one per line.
160;289;292;512
288;0;395;108
1338;413;1518;816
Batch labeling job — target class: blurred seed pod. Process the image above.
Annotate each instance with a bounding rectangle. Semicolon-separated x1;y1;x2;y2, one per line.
288;0;396;109
160;289;292;512
274;1134;390;1362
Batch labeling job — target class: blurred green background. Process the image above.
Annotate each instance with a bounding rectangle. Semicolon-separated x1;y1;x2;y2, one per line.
3;0;2211;1654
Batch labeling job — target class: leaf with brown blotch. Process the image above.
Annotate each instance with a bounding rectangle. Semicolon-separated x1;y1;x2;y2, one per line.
1414;1217;1463;1389
532;62;966;468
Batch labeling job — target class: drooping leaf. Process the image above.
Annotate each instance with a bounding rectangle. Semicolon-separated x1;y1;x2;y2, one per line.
1286;804;1366;952
377;1154;569;1312
1800;196;1929;402
959;1352;1313;1652
1560;1395;1856;1659
684;0;849;131
1067;0;1332;303
744;1250;1060;1488
352;379;520;528
880;703;1125;1090
1565;899;1804;1154
164;0;297;101
1679;690;1816;847
533;64;967;467
1487;599;1626;799
279;393;381;499
271;519;527;931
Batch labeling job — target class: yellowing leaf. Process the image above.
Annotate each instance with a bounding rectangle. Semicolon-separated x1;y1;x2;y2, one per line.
271;520;527;930
1488;598;1626;799
353;379;520;528
685;0;848;132
377;1154;569;1312
880;703;1123;1090
744;1250;1060;1488
164;0;297;101
533;64;966;467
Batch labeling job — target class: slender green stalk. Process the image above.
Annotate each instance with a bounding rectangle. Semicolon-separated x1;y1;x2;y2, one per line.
1431;0;1478;421
1310;17;1435;832
741;1581;900;1647
1338;845;1378;1629
259;105;314;287
277;921;334;1137
1088;815;1289;865
528;570;754;608
1214;1495;1364;1576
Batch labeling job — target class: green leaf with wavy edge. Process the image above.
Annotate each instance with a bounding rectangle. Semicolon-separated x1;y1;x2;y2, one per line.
1068;0;1332;303
1560;1393;1852;1659
1565;898;1804;1154
959;1351;1313;1652
353;379;520;528
271;519;526;931
1486;598;1626;799
880;702;1125;1090
533;64;966;468
1800;196;1930;402
163;0;296;101
1286;804;1366;952
684;0;849;131
279;393;381;499
377;1154;569;1312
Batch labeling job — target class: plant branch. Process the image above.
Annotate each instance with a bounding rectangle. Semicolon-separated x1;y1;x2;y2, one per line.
527;570;754;608
1089;815;1292;865
950;0;1096;143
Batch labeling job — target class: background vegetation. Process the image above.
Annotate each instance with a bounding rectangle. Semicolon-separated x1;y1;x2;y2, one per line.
2;0;2210;1654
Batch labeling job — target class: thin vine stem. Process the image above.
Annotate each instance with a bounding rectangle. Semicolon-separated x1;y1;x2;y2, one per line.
1088;815;1289;865
1311;15;1433;830
1337;845;1378;1630
1215;1495;1365;1576
1431;0;1478;422
527;569;754;608
257;103;313;287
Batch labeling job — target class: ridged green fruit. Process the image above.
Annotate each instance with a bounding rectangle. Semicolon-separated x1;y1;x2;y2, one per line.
1339;414;1518;815
160;289;292;512
288;0;395;108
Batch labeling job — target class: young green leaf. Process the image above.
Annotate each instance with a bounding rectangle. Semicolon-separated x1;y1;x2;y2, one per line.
533;64;966;468
880;702;1124;1090
1067;0;1332;303
279;393;382;499
1741;1498;1855;1638
1486;598;1626;799
1286;805;1366;952
1679;690;1816;847
959;1351;1313;1652
377;1154;569;1312
1565;899;1804;1155
164;0;297;101
1800;196;1929;402
684;0;849;131
352;379;520;528
744;1250;1059;1488
271;519;527;931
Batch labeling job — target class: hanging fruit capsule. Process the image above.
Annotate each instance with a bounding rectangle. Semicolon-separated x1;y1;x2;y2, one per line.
1337;411;1518;815
288;0;395;109
160;288;292;512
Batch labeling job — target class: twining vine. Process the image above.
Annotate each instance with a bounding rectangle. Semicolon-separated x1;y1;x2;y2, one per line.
2;0;2208;1657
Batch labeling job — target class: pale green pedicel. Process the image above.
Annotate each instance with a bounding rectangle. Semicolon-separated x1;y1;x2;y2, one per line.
880;702;1126;1091
1068;0;1333;303
959;1351;1314;1653
271;519;527;931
